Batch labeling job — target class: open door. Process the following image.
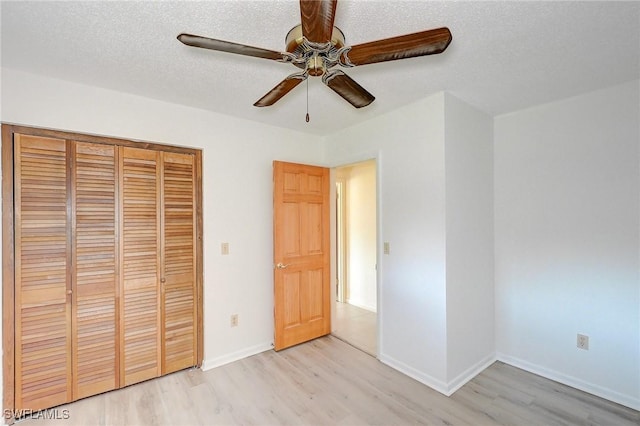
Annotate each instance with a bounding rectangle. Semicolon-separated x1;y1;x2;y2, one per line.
273;161;330;350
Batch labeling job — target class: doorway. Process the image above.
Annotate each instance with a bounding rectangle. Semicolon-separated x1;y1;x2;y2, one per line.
332;159;377;356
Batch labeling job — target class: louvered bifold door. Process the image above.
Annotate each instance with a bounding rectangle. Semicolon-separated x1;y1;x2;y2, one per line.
72;142;119;399
14;135;72;411
120;147;161;386
161;153;197;374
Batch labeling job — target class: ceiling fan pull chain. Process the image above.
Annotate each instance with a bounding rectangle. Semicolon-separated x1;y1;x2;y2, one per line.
305;78;310;123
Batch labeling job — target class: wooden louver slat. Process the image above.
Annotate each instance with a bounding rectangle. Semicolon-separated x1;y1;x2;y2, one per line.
14;135;71;411
161;153;196;374
72;142;119;398
121;147;161;386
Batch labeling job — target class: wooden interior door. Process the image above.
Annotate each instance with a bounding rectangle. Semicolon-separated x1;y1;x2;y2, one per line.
161;152;197;374
120;147;161;386
14;135;72;410
273;161;330;351
72;142;119;399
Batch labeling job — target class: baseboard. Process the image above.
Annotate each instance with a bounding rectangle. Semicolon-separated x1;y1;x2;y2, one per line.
497;352;640;411
201;341;273;371
380;352;497;396
446;353;497;395
379;354;449;395
380;352;497;397
344;299;377;313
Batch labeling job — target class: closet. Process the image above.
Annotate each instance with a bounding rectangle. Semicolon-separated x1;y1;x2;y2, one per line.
2;125;202;415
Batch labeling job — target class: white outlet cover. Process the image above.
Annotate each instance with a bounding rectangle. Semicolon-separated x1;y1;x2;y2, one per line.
577;333;589;350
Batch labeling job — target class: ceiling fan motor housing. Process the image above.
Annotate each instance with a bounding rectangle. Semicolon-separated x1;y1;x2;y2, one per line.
285;24;346;76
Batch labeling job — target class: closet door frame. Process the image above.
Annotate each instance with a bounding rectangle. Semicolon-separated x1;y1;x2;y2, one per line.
1;124;203;419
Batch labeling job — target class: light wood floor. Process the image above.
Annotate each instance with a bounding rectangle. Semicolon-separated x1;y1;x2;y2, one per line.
332;302;377;356
15;336;638;426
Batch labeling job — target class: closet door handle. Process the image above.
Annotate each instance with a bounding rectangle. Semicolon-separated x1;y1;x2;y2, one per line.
160;277;166;283
276;263;289;270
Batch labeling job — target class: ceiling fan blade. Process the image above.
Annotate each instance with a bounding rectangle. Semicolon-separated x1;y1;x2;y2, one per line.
300;0;338;43
343;27;452;66
323;70;375;108
254;73;307;107
178;33;285;61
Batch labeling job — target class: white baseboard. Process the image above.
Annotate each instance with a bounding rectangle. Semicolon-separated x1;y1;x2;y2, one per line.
379;354;450;395
497;352;640;411
344;299;377;313
201;341;273;371
380;352;496;397
446;353;497;395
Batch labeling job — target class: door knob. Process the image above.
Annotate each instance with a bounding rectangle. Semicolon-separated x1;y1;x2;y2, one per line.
276;263;289;269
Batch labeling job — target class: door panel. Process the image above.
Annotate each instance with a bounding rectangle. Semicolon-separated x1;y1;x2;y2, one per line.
14;135;72;410
72;142;119;398
120;147;161;386
161;152;197;374
306;203;323;253
273;161;330;350
6;125;203;416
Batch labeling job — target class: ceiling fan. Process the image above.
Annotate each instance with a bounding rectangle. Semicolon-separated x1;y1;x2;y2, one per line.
177;0;452;109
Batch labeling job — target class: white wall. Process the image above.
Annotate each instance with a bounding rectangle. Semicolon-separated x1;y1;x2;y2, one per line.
339;161;377;312
494;80;640;409
444;93;495;388
324;92;495;394
326;94;449;387
4;65;636;411
0;68;324;382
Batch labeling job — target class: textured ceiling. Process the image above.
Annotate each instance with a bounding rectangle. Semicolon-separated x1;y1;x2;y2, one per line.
2;1;639;136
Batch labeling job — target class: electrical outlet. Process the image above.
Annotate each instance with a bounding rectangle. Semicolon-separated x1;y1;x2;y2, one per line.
577;333;589;350
230;314;239;327
221;242;230;255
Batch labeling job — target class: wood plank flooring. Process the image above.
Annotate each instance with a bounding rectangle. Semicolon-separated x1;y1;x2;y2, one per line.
332;302;377;356
16;336;639;425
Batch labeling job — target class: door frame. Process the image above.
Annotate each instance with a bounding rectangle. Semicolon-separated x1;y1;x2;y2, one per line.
335;177;347;303
1;124;204;417
330;154;381;357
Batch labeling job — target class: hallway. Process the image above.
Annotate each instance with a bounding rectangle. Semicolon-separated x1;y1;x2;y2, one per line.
332;302;376;356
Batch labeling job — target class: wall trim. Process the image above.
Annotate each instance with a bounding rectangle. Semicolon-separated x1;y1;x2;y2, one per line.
345;300;377;313
380;352;496;397
497;352;640;411
446;353;497;395
201;342;273;371
379;354;449;395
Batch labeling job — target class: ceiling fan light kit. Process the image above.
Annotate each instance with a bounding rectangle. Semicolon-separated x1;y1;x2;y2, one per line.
178;0;451;111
